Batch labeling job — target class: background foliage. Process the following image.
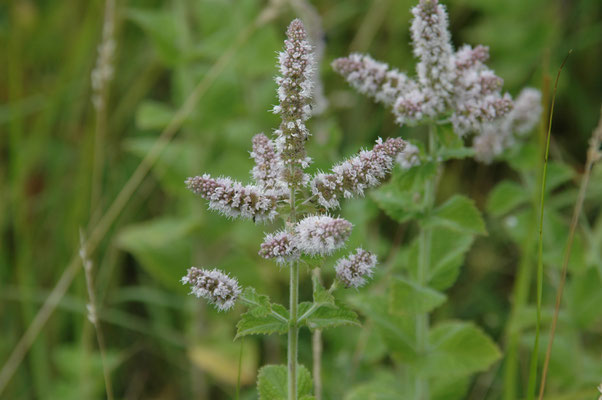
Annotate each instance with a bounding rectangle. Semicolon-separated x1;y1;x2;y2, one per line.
1;0;601;399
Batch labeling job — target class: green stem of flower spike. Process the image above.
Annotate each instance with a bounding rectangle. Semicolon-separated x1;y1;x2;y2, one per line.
415;124;438;400
288;185;299;400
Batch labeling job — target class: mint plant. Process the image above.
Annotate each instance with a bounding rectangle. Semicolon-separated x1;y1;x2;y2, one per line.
331;0;542;398
182;20;409;400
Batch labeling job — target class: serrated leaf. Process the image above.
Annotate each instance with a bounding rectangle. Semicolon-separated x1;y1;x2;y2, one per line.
389;277;446;315
424;321;501;377
312;274;335;308
257;364;313;400
300;302;360;331
240;287;272;316
427;195;486;235
486;180;529;217
135;100;175;130
236;312;288;339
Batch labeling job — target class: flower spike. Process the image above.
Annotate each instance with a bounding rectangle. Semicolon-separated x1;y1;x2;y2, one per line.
182;267;241;311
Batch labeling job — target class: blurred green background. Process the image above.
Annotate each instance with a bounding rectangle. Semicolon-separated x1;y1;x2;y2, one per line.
1;0;601;399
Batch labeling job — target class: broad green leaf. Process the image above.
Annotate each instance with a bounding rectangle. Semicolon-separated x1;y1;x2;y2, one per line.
389;277;446;315
116;217;199;289
567;268;602;329
424;321;501;377
431;375;470;400
257;364;313;400
300;302;360;331
426;195;486;235
345;372;405;400
126;8;182;64
135;100;175;130
235;312;288;339
348;294;417;362
240;287;272;315
486;180;529;217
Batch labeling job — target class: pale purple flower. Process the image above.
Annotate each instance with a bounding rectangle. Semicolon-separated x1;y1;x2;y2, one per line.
295;216;352;256
182;267;241;311
410;0;455;117
335;248;377;288
250;133;286;193
273;19;315;187
259;230;299;264
473;87;542;163
332;53;417;107
186;174;280;222
311;137;406;209
396;142;421;169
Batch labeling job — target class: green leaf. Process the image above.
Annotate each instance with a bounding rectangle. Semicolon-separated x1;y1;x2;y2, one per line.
300;302;360;331
135;100;175;130
312;274;335;308
345;372;405;400
116;217;199;289
240;287;272;315
235;312;288;339
257;364;313;400
486;180;529;217
389;277;446;315
424;321;501;377
126;8;182;64
427;195;486;235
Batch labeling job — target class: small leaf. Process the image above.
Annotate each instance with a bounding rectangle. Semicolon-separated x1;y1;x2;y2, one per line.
427;195;486;235
240;287;272;316
389;277;446;315
135;100;175;130
424;321;501;377
486;180;529;217
236;312;288;339
312;274;335;308
300;302;360;331
257;364;313;400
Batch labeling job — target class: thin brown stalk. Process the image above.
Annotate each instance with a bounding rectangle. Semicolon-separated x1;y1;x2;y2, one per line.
0;4;282;394
79;231;114;400
538;106;602;400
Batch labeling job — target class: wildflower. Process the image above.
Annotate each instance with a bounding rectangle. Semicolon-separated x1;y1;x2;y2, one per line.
259;231;299;264
396;142;421;169
250;133;286;193
273;19;315;187
311;137;406;209
182;267;241;311
409;0;455;117
473;87;542;163
186;174;279;222
332;53;417;107
335;248;377;288
295;216;352;256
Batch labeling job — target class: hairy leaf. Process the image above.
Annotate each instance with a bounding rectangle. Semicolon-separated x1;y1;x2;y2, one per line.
257;364;313;400
427;195;486;235
389;277;447;315
299;301;360;331
486;180;528;217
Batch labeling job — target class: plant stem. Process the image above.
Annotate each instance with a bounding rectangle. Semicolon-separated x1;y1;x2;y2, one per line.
526;50;570;400
415;124;438;400
312;268;323;400
288;185;299;400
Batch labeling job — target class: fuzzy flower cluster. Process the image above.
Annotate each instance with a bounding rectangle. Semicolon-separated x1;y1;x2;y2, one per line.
335;248;377;288
295;216;353;256
185;174;280;222
333;0;542;150
311;137;407;209
259;230;299;264
250;133;287;194
473;88;542;163
273;19;315;187
182;267;241;311
396;142;421;169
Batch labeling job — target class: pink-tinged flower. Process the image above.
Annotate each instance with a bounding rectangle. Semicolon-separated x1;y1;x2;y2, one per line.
473;87;542;163
335;248;377;288
250;133;286;193
454;45;489;70
295;216;352;256
273;19;315;187
259;230;299;264
396;142;421;169
311;137;406;209
181;267;241;311
186;174;279;222
410;0;455;117
332;53;417;107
